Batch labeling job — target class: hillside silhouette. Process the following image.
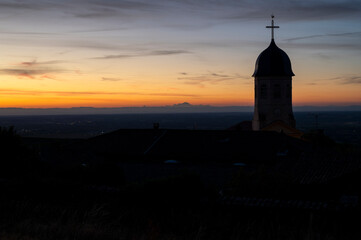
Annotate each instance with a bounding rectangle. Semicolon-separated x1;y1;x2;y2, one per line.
0;119;360;239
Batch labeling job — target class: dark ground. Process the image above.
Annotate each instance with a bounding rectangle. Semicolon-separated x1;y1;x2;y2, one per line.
0;112;360;239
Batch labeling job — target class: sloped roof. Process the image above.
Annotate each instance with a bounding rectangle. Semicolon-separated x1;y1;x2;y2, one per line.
71;129;306;164
48;128;361;187
262;120;303;139
253;39;294;77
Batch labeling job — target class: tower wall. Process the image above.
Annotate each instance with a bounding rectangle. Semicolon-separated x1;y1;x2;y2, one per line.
252;76;295;130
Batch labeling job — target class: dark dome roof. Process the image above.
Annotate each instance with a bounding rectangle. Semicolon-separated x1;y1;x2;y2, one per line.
252;39;294;77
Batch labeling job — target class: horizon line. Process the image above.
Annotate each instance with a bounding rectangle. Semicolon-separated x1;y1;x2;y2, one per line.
0;104;360;117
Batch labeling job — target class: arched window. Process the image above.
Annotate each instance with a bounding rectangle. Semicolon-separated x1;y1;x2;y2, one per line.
273;84;281;99
260;84;267;99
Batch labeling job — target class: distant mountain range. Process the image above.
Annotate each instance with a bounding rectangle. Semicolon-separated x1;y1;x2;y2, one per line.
0;103;360;116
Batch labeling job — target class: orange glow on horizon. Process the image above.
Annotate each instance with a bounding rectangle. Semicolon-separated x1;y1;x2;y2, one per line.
0;76;360;108
0;64;360;108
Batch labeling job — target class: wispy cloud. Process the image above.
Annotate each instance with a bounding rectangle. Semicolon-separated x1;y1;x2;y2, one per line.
148;50;189;55
0;1;50;11
75;0;159;16
340;76;361;85
63;40;122;51
20;60;66;66
102;77;123;81
178;71;250;87
0;60;66;79
285;32;361;42
223;0;361;22
283;1;361;21
281;42;361;51
67;27;128;34
74;7;118;19
92;54;133;60
0;31;60;35
0;88;198;97
63;0;164;21
92;50;190;59
311;53;334;60
0;69;52;79
329;75;361;85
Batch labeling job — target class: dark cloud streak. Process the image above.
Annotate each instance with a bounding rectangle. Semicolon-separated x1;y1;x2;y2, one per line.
92;50;190;59
102;77;123;81
223;0;361;22
92;54;133;60
329;76;361;85
0;59;66;79
20;60;66;66
285;32;361;42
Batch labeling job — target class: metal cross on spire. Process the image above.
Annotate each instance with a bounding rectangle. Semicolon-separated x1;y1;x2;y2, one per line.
266;15;279;40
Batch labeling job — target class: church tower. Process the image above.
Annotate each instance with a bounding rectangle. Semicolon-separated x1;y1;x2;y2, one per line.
252;16;295;131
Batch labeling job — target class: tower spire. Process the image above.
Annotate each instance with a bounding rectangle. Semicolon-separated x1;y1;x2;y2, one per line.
266;15;279;40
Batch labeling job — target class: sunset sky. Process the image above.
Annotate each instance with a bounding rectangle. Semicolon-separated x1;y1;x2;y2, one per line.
0;0;360;108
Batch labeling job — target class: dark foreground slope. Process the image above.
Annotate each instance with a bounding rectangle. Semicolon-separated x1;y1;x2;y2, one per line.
1;126;361;239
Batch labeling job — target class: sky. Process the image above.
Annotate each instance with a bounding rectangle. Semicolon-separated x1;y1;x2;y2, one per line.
0;0;360;108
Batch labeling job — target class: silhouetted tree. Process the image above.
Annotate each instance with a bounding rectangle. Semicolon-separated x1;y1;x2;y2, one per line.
0;126;38;178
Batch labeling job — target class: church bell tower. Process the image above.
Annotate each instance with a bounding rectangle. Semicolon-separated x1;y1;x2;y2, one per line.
252;16;296;131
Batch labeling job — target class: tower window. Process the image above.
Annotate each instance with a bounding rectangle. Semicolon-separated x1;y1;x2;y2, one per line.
260;84;267;99
286;84;291;98
274;84;281;99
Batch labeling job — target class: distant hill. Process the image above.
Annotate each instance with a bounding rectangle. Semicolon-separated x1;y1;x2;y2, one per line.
0;103;360;116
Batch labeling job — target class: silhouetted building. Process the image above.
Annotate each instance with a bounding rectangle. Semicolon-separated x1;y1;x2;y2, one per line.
63;129;306;164
252;16;296;132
